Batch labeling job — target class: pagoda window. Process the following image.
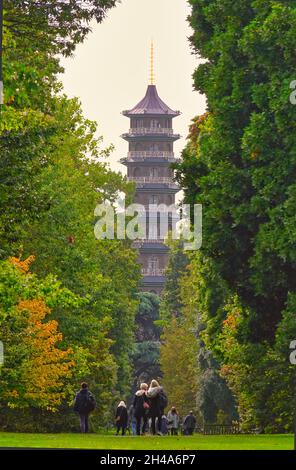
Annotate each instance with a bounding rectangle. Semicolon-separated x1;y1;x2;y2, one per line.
149;195;158;205
133;167;141;177
134;119;143;129
166;195;173;205
150;168;158;178
149;143;159;151
148;256;159;271
151;119;159;128
135;143;144;151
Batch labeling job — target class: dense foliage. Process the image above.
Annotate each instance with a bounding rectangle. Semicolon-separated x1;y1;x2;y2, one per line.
132;292;161;390
0;257;77;411
171;0;296;431
0;0;140;431
5;0;118;55
160;243;237;424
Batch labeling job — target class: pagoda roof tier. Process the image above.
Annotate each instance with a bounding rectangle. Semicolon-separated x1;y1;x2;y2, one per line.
141;277;166;287
132;185;179;194
122;85;180;117
120;157;180;166
139;245;170;254
133;240;169;252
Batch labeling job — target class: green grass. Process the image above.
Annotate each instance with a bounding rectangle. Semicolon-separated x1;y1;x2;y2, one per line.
0;433;293;450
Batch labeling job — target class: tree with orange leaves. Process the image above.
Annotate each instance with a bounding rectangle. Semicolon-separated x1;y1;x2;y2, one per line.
15;299;74;409
0;257;76;410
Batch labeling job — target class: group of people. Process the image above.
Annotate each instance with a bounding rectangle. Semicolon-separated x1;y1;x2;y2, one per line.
115;380;197;437
73;380;197;436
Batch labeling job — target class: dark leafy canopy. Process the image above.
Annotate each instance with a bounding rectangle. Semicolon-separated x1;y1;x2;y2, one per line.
159;243;237;424
177;0;296;341
173;0;296;431
132;292;161;387
5;0;119;55
159;240;190;323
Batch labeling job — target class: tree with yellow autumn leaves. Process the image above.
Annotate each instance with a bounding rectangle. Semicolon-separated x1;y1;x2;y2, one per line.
0;255;120;433
0;257;75;411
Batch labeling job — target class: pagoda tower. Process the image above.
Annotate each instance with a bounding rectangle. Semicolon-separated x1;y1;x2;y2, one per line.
120;45;181;294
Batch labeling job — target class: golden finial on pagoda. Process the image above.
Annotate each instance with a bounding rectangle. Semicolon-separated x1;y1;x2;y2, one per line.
150;40;155;85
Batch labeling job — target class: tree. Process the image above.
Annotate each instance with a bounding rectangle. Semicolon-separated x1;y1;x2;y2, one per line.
159;242;198;417
1;8;140;406
174;0;296;431
18;97;140;397
0;257;76;411
160;240;190;323
5;1;119;55
132;292;161;388
160;315;198;418
0;255;120;432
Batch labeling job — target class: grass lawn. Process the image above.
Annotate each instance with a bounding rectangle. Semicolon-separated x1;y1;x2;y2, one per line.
0;433;293;450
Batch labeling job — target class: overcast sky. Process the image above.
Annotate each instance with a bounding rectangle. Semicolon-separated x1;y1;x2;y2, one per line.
60;0;206;174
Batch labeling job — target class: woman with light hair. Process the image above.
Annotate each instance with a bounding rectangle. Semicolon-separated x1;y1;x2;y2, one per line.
147;379;168;435
115;400;128;436
133;383;149;436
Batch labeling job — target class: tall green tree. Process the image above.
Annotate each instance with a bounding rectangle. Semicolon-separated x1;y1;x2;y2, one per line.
160;240;190;323
132;292;161;388
173;0;296;430
0;0;140;431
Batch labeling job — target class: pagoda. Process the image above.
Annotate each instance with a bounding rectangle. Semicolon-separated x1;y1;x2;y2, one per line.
120;44;181;295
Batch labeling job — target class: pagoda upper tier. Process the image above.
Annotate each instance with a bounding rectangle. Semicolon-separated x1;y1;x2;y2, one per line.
122;85;181;117
120;85;181;166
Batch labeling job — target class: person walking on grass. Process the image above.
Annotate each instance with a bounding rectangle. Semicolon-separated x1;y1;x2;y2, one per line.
133;382;149;436
160;414;169;435
147;379;168;436
73;382;96;433
167;406;180;435
183;411;196;436
115;401;128;436
128;404;137;435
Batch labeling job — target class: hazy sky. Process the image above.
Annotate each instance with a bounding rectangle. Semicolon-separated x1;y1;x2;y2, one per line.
60;0;206;174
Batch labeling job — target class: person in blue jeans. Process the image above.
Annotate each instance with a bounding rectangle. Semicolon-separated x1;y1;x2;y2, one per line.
128;404;137;435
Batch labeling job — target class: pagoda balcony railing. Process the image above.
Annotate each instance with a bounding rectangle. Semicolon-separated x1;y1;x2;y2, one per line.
129;127;173;135
134;238;166;244
141;268;166;277
129;206;176;214
142;205;178;213
127;151;175;160
128;176;178;186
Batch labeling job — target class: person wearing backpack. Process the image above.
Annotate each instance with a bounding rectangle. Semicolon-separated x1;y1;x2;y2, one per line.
147;379;168;435
115;401;128;436
183;411;197;436
73;382;96;433
133;383;149;436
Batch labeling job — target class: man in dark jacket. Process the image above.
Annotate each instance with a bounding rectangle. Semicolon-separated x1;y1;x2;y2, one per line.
73;382;96;433
183;411;196;436
133;383;149;436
